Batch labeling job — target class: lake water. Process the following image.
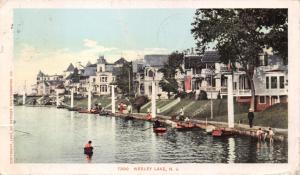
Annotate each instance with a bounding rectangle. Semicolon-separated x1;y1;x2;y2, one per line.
14;106;287;163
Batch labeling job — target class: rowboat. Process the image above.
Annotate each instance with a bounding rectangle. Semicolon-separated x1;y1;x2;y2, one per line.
153;127;167;133
176;122;199;131
212;128;235;137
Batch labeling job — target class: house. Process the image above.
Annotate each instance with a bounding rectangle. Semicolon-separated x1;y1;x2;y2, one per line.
36;70;64;96
136;54;169;99
243;54;288;111
181;50;288;111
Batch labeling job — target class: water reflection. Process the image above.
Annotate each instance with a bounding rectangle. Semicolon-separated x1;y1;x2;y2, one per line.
14;107;288;163
227;137;236;163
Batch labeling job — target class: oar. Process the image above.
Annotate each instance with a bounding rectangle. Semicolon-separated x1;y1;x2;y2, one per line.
15;129;31;135
141;127;152;131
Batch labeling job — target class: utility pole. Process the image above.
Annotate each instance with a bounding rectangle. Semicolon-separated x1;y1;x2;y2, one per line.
128;69;130;95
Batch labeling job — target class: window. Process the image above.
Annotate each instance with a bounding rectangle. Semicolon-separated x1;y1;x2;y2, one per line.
93;78;96;83
100;76;108;82
271;76;277;89
266;77;269;89
259;96;266;104
233;82;237;90
99;67;102;72
280;76;285;89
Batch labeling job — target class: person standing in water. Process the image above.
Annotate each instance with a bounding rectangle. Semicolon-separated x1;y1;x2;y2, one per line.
84;140;93;162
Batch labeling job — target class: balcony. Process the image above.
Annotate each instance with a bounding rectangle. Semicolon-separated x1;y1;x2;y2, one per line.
220;87;252;96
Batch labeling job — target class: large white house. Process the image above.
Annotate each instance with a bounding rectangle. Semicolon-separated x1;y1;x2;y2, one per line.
181;50;288;111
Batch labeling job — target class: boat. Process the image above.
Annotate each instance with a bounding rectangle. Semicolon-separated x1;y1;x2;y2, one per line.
175;122;199;131
78;109;99;114
56;105;65;109
153;127;167;133
124;115;134;120
99;111;110;116
212;128;236;137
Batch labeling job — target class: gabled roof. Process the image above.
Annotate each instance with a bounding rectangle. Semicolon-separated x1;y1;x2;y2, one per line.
82;66;97;77
105;64;114;72
86;61;92;67
66;63;75;72
114;57;128;65
201;51;221;63
144;54;169;67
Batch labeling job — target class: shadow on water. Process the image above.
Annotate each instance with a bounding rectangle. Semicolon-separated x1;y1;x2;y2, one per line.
14;106;287;163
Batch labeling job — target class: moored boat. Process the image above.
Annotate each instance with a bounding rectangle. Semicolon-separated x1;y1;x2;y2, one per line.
212;128;236;137
153;127;167;133
176;122;198;131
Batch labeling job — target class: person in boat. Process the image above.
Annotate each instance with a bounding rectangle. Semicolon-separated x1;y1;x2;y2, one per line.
248;108;254;128
154;119;161;128
127;104;132;114
84;140;93;161
179;107;184;121
97;103;102;112
184;116;190;122
119;102;125;114
145;112;152;120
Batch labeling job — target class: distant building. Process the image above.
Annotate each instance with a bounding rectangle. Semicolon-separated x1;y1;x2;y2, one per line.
36;70;64;96
136;54;169;99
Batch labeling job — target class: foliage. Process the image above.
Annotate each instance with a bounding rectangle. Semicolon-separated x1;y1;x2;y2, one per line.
159;52;184;98
191;9;287;110
115;61;133;96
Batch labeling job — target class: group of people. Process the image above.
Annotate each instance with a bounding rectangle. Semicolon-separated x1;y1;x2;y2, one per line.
90;103;102;113
256;127;275;143
248;108;275;143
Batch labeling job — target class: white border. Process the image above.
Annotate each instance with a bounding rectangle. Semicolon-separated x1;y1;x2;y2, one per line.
0;0;299;174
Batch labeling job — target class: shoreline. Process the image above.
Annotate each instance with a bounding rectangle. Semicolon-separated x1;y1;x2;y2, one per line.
14;104;287;142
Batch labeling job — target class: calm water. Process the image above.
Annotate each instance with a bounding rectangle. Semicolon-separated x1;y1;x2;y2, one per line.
14;106;287;163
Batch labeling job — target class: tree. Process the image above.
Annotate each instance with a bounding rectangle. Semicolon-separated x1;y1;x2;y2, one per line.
191;9;287;110
159;52;184;99
115;61;133;96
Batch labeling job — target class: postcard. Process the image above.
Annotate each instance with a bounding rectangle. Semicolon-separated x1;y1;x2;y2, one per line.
0;0;299;174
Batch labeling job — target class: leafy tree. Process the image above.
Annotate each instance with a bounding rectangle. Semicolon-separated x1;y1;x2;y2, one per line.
115;61;133;96
191;9;287;110
159;52;184;99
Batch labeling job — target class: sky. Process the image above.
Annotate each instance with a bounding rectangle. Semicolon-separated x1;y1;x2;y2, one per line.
14;9;196;93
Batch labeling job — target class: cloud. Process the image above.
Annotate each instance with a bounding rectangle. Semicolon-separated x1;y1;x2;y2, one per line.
83;39;116;53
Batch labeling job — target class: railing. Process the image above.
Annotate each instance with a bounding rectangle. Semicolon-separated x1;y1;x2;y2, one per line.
199;87;220;92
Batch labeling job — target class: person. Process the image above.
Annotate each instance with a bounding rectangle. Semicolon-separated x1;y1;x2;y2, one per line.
120;102;125;114
179;108;185;121
184;116;190;122
256;128;264;141
154;119;161;128
268;127;275;143
248;108;254;128
127;104;132;114
137;105;141;113
84;140;93;161
145;112;152;120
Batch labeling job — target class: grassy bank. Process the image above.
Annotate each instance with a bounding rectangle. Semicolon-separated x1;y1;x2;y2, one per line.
140;98;287;129
191;103;288;129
